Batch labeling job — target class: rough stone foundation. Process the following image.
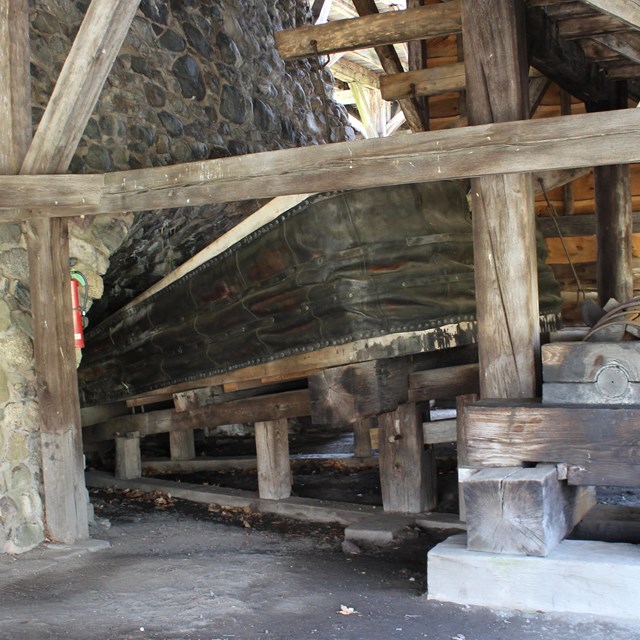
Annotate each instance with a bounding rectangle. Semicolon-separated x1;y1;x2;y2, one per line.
0;0;351;553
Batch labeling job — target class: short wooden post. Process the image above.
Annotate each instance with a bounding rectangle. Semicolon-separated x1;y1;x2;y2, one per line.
353;417;373;458
115;432;141;480
255;418;291;500
379;402;435;513
169;430;196;461
456;393;478;522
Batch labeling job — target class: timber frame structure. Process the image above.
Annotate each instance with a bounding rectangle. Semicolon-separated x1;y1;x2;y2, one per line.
3;0;640;615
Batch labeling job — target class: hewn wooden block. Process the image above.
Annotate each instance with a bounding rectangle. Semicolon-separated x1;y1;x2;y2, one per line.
115;432;141;480
464;399;640;473
309;358;409;425
428;534;640;619
542;342;640;404
463;465;595;556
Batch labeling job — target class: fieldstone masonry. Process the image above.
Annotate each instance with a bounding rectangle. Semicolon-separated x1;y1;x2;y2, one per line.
0;0;351;553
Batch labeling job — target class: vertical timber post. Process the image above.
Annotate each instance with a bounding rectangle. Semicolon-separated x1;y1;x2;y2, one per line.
461;0;540;399
379;402;435;512
594;164;633;305
170;430;196;461
255;418;291;500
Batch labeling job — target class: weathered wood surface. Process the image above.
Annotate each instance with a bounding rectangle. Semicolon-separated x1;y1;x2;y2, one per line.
169;430;196;461
274;2;461;60
462;0;539;398
3;109;640;220
353;417;374;458
255;418;291;500
526;6;616;110
537;211;640;238
351;0;426;132
115;432;141;480
463;465;595;556
408;363;479;403
15;0;140;544
456;393;478;522
20;0;141;175
567;462;640;487
559;14;630;40
83;389;311;443
594;164;634;305
464;399;640;472
543;382;640;405
542;342;640;382
309;358;409;425
379;403;436;512
380;62;466;101
574;503;640;543
89;321;480;407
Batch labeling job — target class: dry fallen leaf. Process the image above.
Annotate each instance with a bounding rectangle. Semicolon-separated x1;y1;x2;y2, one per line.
338;605;358;616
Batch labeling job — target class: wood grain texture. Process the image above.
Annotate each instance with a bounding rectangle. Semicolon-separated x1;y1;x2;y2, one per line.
83;389;311;443
20;0;141;174
380;62;466;101
309;358;409;425
0;0;31;174
169;430;196;461
542;342;640;382
408;363;479;403
567;463;640;487
595;164;634;305
462;0;539;398
350;0;426;132
463;465;595;556
255;418;291;500
558;15;629;40
274;2;461;60
464;399;640;470
3;109;640;220
379;403;436;512
572;1;640;31
115;432;141;480
353;417;374;458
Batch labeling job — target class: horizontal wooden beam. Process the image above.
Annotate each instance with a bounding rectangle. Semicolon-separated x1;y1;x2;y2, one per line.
464;399;640;472
558;15;629;40
579;0;640;31
537;211;640;237
274;1;461;60
3;109;640;221
83;389;310;443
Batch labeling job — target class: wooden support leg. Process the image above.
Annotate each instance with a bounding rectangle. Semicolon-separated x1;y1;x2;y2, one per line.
353;417;373;458
463;465;595;557
379;403;436;513
456;393;478;522
170;430;195;461
255;418;291;500
115;431;141;480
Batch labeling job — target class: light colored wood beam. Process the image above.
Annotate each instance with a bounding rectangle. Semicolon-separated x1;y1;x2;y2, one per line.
21;0;141;175
1;109;640;219
330;58;380;89
579;1;640;31
274;1;461;60
592;32;640;64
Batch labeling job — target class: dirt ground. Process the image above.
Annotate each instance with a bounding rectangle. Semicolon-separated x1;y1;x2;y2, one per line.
2;491;640;640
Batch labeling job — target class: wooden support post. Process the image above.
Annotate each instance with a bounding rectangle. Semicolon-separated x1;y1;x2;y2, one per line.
456;393;478;522
463;465;595;556
255;418;291;500
594;164;634;305
115;432;141;480
462;0;540;398
353;417;373;458
169;430;196;461
379;403;436;513
19;0;140;544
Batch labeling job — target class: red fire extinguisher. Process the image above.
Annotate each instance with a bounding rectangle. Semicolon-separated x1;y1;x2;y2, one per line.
70;270;88;348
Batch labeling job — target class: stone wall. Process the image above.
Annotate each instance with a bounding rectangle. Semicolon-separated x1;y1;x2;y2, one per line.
0;0;351;553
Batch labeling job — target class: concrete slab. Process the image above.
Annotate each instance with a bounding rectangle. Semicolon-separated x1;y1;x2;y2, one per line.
428;533;640;620
345;514;415;545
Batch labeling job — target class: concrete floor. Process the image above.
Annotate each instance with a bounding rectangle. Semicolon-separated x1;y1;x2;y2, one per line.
1;496;640;640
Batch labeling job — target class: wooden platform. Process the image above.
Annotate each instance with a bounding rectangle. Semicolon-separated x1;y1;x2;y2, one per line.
428;533;640;620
